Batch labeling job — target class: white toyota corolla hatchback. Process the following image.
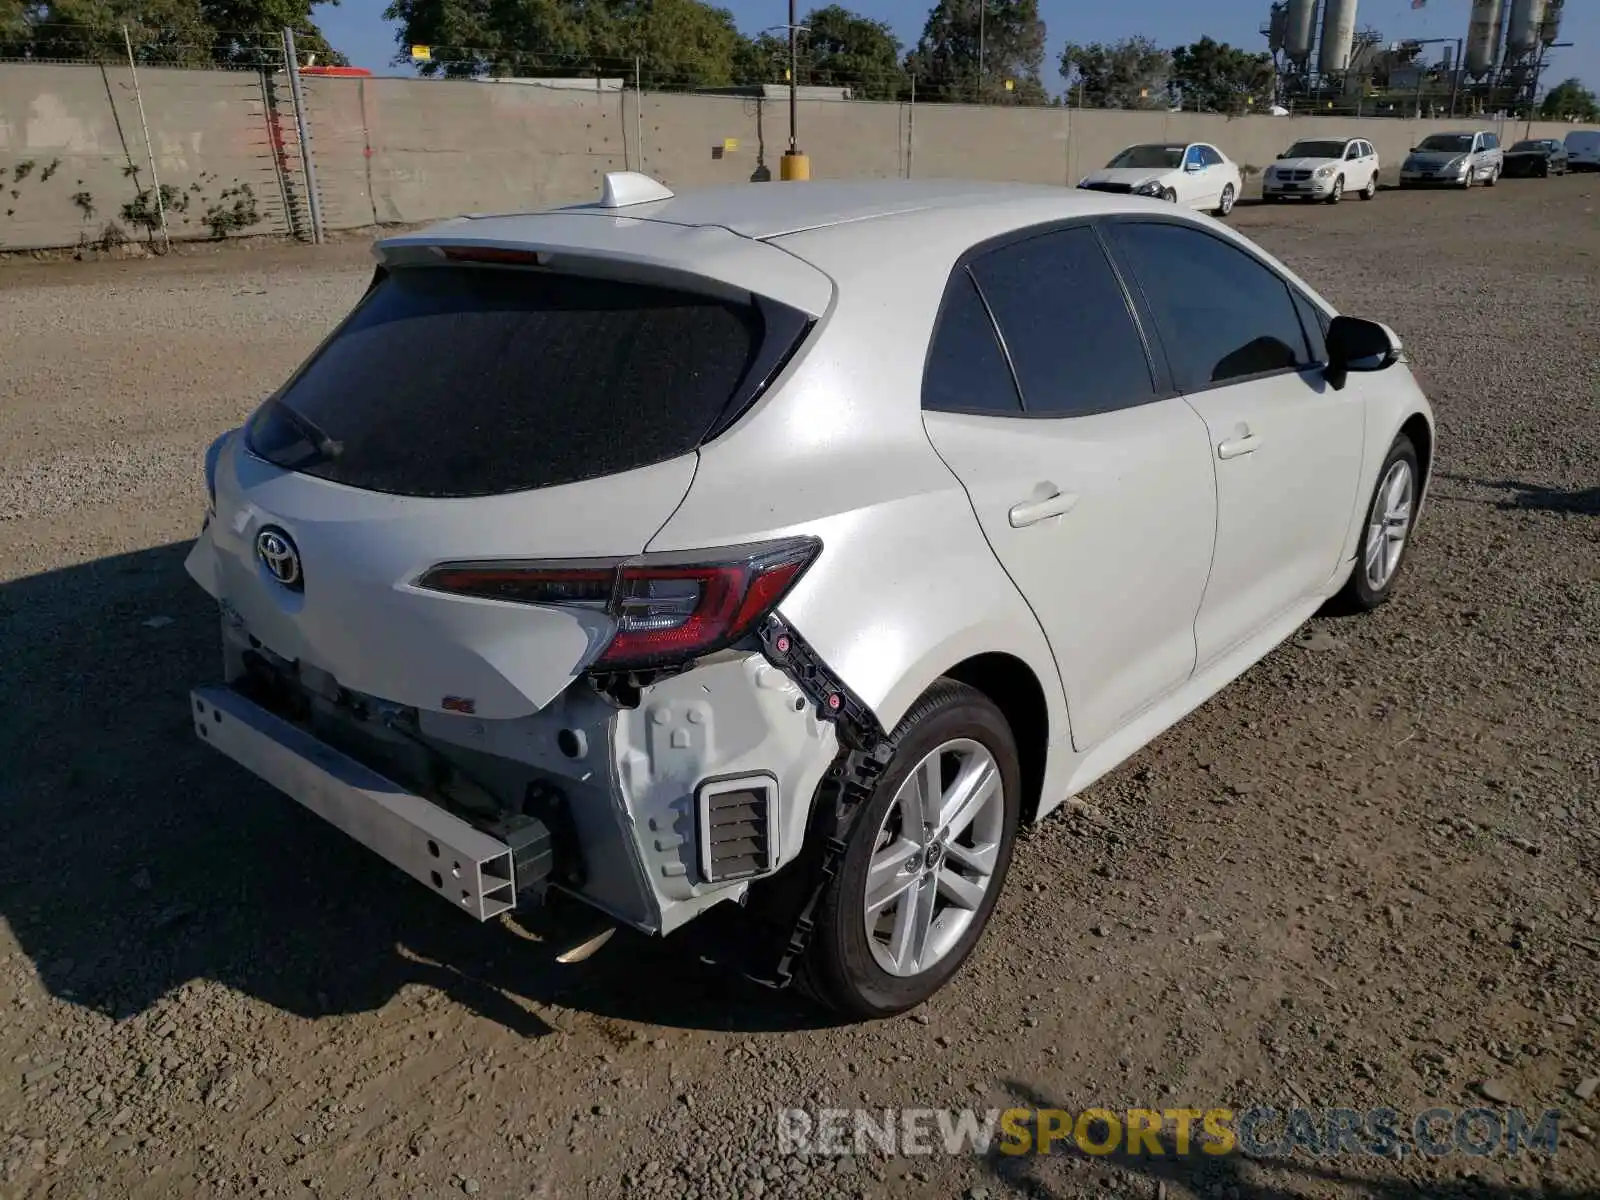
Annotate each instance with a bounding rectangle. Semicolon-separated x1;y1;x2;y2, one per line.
187;174;1434;1018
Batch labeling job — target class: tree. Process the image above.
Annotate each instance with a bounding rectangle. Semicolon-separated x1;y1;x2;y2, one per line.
1540;77;1598;122
1168;36;1272;114
798;5;906;100
385;0;746;87
1058;36;1168;108
0;0;344;66
908;0;1046;104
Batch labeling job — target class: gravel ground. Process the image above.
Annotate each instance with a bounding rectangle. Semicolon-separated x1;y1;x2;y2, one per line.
1;181;1597;1200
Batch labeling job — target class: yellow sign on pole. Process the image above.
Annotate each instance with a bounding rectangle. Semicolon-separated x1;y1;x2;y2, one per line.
410;45;431;61
1004;79;1014;91
723;138;739;152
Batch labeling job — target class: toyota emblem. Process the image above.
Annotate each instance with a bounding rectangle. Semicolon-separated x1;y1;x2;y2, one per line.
255;526;303;591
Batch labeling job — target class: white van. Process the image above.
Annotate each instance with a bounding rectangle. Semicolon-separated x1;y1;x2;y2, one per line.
1566;130;1600;172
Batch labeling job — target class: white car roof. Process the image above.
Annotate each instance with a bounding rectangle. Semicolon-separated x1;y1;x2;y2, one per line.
376;176;1268;317
403;178;1165;244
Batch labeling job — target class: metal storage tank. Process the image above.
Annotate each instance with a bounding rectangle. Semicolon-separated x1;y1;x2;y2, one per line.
1507;0;1547;55
1267;2;1288;54
1466;0;1504;77
1318;0;1358;75
1540;0;1564;45
1285;0;1316;64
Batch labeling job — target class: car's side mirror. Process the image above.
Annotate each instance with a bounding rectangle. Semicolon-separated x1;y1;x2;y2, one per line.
1325;316;1402;390
1185;161;1202;172
1276;152;1286;159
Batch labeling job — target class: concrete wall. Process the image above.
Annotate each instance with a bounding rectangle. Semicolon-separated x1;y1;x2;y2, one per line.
2;61;1595;251
0;62;293;250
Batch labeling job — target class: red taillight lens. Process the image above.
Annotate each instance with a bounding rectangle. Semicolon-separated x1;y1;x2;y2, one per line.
417;538;820;670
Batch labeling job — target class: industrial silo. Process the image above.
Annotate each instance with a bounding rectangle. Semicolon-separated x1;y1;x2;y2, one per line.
1507;0;1547;55
1285;0;1316;65
1466;0;1504;77
1267;2;1289;55
1318;0;1358;75
1539;0;1564;45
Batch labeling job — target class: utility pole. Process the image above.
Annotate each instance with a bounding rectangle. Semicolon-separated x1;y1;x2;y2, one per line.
781;0;809;179
978;0;985;103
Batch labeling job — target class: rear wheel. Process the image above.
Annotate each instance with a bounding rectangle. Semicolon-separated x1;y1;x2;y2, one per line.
1361;173;1378;200
802;680;1021;1018
1485;164;1499;187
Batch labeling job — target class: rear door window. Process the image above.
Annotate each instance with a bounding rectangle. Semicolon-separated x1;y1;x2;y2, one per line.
1108;221;1312;393
921;270;1024;416
967;225;1158;417
248;265;805;497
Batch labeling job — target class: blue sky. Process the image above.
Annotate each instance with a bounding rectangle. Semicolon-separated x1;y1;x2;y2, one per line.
315;0;1593;91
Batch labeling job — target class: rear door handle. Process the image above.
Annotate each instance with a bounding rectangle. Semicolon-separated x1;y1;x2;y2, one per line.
1217;434;1261;460
1008;491;1079;528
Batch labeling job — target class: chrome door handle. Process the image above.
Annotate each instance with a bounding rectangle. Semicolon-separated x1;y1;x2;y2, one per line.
1008;491;1079;528
1217;434;1261;460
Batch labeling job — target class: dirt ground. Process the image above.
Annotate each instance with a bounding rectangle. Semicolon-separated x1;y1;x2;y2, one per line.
1;180;1597;1200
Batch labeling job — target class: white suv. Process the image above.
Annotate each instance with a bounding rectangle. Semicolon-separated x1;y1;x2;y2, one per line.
1264;137;1380;203
187;175;1436;1017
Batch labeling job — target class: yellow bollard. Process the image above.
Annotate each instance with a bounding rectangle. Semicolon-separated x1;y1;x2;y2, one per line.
780;151;811;181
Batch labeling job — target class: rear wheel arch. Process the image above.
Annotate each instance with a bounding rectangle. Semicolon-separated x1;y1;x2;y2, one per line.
939;652;1051;826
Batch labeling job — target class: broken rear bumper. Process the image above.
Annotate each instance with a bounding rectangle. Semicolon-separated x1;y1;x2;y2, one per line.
191;613;844;938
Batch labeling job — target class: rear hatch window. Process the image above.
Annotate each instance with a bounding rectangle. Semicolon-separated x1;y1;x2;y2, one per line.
247;263;807;498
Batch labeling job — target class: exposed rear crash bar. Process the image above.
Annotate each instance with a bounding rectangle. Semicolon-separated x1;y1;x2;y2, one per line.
191;685;519;921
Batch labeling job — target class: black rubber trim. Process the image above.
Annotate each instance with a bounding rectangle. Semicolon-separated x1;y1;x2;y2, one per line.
757;615;887;751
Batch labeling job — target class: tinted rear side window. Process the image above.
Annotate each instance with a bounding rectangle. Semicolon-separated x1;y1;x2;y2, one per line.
1109;221;1311;392
922;270;1023;416
248;266;789;498
968;226;1156;417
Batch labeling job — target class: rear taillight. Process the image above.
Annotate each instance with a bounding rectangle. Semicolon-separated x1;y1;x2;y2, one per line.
417;538;821;670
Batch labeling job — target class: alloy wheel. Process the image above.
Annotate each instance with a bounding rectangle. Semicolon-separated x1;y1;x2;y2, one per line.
1364;459;1414;591
862;738;1005;978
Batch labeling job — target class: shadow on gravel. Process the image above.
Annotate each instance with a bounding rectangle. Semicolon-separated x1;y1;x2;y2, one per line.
981;1080;1580;1200
1437;474;1600;517
0;542;835;1039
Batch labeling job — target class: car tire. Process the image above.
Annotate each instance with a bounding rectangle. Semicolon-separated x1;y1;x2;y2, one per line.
1161;187;1177;203
1215;184;1235;217
1326;175;1344;204
1361;173;1378;200
1485;165;1499;187
800;679;1021;1019
1329;433;1421;615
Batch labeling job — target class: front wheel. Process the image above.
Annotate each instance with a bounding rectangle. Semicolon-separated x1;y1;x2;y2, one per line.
1330;434;1420;614
801;680;1021;1018
1160;187;1178;203
1214;183;1236;217
1325;175;1345;204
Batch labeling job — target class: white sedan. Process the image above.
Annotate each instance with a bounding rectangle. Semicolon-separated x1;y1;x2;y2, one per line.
1077;142;1244;217
1264;137;1381;203
186;175;1434;1018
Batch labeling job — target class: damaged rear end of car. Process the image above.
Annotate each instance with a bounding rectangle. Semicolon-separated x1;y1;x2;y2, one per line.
184;210;859;954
